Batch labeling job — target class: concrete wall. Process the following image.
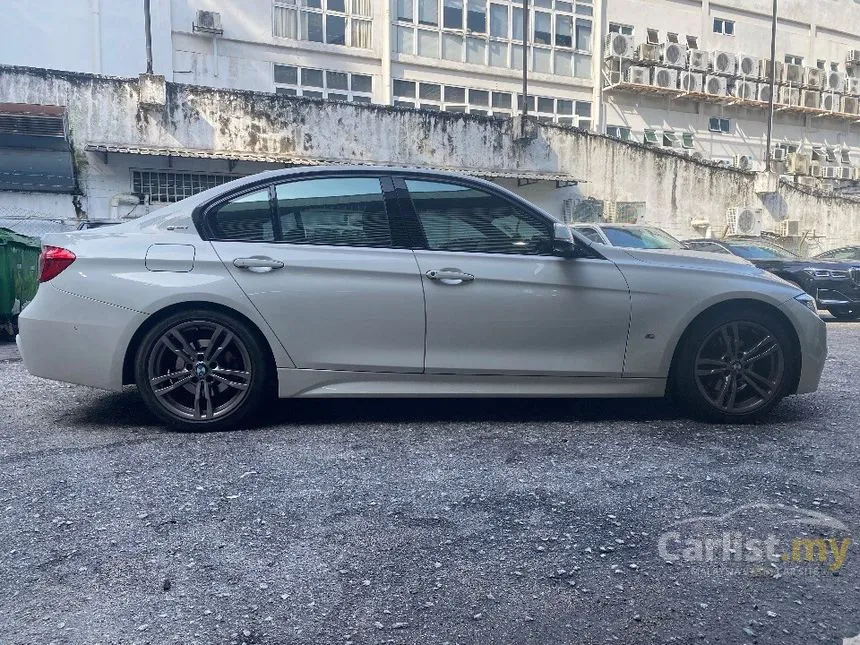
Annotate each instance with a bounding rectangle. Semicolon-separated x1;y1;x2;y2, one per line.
1;65;859;253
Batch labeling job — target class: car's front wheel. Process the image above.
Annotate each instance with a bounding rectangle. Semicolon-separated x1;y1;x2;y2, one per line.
135;309;269;431
672;308;796;423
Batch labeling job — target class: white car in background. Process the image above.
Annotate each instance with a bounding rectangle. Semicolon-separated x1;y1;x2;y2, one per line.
17;167;826;430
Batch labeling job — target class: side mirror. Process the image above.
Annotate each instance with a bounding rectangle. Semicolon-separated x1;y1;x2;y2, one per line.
553;222;587;258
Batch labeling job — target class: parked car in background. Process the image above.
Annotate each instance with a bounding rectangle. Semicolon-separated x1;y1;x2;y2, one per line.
685;237;860;320
815;246;860;262
572;223;686;250
0;228;40;339
17;167;826;430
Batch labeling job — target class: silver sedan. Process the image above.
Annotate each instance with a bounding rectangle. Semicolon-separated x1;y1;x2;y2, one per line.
17;167;826;430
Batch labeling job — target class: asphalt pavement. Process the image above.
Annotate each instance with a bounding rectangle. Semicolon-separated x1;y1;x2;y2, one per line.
0;321;859;645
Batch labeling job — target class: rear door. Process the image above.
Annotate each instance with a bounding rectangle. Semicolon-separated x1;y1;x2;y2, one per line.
208;174;426;373
398;176;631;377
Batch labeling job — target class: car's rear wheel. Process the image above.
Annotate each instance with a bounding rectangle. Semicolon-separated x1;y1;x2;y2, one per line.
135;309;268;431
827;306;860;321
672;309;796;423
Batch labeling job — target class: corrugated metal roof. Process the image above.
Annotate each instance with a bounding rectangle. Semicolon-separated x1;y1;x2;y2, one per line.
85;144;583;184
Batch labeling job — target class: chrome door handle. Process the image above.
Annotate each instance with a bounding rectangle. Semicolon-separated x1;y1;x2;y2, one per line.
233;256;285;271
425;269;475;285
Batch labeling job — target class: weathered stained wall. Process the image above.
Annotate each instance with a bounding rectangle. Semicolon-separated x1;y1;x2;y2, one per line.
1;65;859;251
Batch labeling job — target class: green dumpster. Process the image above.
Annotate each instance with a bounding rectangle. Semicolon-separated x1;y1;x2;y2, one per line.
0;228;41;338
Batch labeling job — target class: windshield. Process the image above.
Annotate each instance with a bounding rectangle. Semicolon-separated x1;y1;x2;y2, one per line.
601;227;684;250
725;241;798;260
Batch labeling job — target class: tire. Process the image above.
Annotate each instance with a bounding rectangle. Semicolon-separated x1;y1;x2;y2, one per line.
135;309;269;431
671;308;797;423
827;307;860;321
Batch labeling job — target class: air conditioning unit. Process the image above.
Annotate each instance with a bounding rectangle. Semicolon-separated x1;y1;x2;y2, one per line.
679;71;703;92
638;43;662;62
778;220;801;237
193;10;224;34
843;96;860;115
801;90;821;108
804;67;824;89
772;147;788;162
712;51;737;74
604;33;636;59
760;59;783;82
821;93;840;112
796;176;816;188
663;43;688;68
786;152;812;175
810;161;822;177
757;84;773;102
822;166;839;179
839;166;854;180
726;208;763;237
653;67;678;89
626;66;651;85
847;50;860;65
826;71;845;92
737;55;759;77
732;80;757;100
783;63;804;85
733;154;756;171
705;75;727;96
779;86;800;106
688;49;709;71
846;77;860;95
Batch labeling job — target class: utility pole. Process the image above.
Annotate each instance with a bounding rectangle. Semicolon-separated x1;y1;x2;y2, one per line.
765;0;777;171
521;0;529;135
144;0;154;74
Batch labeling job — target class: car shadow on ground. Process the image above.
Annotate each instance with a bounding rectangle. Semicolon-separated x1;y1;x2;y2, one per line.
67;387;815;435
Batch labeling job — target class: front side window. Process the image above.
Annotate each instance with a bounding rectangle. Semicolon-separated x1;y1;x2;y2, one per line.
405;179;552;255
211;190;275;242
275;177;391;247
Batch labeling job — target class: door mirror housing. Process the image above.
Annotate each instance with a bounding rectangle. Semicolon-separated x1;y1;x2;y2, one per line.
552;222;589;258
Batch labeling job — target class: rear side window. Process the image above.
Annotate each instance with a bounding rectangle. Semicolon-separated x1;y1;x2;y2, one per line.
210;189;274;241
405;179;552;255
275;177;391;247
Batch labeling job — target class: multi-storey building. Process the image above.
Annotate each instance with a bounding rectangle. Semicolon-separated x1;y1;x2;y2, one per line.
3;0;860;208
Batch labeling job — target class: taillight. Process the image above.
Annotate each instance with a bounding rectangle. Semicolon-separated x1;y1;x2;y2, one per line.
39;246;76;283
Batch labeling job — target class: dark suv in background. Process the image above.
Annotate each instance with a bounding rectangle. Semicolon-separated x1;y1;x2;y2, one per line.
684;237;860;320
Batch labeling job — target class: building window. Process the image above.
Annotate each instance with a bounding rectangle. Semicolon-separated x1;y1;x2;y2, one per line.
132;170;240;204
275;65;373;103
785;54;803;66
663;131;679;147
606;125;633;141
394;0;592;77
609;22;633;36
646;28;659;44
686;35;698;49
643;128;659;145
274;0;372;49
713;18;734;35
709;117;731;133
667;32;679;44
682;132;695;149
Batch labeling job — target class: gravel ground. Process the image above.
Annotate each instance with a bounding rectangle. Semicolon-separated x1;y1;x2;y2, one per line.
0;321;858;645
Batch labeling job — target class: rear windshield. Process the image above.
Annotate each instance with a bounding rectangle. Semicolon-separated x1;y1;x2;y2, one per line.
601;227;684;250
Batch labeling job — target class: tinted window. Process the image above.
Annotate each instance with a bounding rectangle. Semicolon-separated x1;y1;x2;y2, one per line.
275;177;391;247
406;180;552;255
601;227;683;250
575;227;605;243
726;242;796;260
210;189;274;241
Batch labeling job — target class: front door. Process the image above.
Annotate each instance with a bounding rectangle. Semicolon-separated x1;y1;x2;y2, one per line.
210;176;425;373
400;178;631;377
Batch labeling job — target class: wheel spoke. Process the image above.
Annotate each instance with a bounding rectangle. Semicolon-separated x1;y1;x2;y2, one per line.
744;343;779;364
154;373;195;396
193;381;204;419
160;334;192;361
720;327;734;356
724;376;738;410
742;373;771;399
745;368;775;390
715;375;732;407
203;381;214;419
205;326;234;363
211;373;249;391
150;370;189;387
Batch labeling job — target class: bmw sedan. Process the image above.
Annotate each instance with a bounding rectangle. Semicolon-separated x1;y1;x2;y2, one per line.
685;237;860;320
18;167;826;430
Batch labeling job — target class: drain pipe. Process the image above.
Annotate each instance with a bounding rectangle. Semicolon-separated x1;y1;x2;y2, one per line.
144;0;154;74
